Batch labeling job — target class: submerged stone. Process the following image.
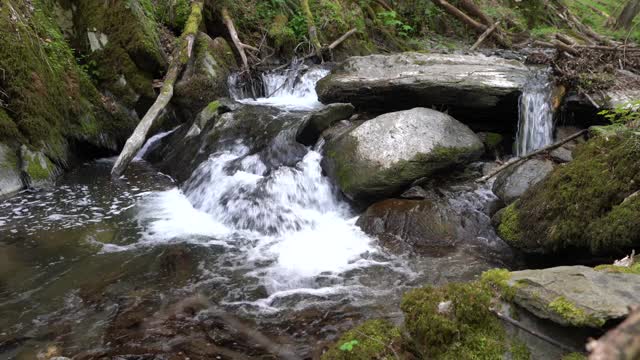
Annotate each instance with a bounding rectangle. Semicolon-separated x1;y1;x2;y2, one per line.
322;107;483;203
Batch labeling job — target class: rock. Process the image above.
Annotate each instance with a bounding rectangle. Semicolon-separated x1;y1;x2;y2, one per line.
494;131;640;256
174;34;236;117
550;147;573;163
492;158;554;204
505;266;640;328
356;198;459;253
0;144;23;197
400;186;431;200
322;108;484;202
20;146;57;189
316;52;529;120
295;103;355;146
148;104;306;182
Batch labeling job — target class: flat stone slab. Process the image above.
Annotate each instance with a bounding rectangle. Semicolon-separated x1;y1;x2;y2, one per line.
508;266;640;328
316;52;530;115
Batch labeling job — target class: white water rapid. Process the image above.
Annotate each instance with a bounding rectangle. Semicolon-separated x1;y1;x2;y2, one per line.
516;70;555;156
133;66;393;307
229;59;329;111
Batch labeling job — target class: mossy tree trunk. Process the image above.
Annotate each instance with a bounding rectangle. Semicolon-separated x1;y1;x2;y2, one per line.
111;1;204;178
300;0;322;59
221;7;250;73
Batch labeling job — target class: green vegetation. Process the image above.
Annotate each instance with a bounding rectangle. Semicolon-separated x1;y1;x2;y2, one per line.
321;319;401;360
562;353;587;360
548;296;605;328
495;130;640;255
595;255;640;274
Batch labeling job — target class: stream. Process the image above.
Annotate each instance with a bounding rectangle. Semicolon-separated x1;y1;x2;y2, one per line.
0;65;516;359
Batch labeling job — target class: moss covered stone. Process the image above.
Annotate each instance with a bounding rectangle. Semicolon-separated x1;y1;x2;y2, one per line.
400;282;507;359
321;319;401;360
495;131;640;255
547;296;605;328
0;0;134;162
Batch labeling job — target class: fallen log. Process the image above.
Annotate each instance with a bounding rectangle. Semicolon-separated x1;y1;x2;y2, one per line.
470;22;500;51
111;1;203;178
554;40;581;56
458;0;494;27
301;0;323;59
556;33;577;46
432;0;510;48
588;307;640;360
476;130;588;183
327;28;358;51
222;7;250;73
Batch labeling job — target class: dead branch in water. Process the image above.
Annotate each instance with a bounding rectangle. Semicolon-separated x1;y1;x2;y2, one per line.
476;130;588;183
111;2;204;178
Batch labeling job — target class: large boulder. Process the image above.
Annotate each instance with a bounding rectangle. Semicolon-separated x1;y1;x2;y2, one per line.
295;103;355;146
316;53;529;122
494;130;640;256
174;34;237;118
322;108;484;202
492;158;554;204
501;266;640;328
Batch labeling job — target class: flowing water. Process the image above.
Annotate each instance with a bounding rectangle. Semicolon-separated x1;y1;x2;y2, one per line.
516;70;555;156
0;65;514;358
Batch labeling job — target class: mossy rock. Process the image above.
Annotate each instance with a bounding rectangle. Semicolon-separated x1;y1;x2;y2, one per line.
20;145;57;188
321;319;402;360
0;0;135;163
400;282;508;359
494;131;640;255
173;34;236;117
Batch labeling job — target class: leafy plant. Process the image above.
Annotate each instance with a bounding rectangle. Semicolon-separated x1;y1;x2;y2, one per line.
598;100;640;126
338;339;359;352
377;10;413;37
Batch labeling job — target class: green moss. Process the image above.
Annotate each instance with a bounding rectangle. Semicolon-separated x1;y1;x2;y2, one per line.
594;256;640;274
562;353;587;360
484;132;504;150
401;282;506;359
496;203;522;245
511;340;531;360
23;150;53;181
481;268;517;300
498;131;640;255
548;296;605;328
321;319;401;360
207;101;221;113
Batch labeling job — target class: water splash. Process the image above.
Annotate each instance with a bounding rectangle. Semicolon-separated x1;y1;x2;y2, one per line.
229;60;329;111
134;127;178;161
516;70;555;156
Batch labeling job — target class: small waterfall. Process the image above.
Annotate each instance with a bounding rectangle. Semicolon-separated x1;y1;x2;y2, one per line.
134;127;178;160
228;59;329;111
516;70;555;156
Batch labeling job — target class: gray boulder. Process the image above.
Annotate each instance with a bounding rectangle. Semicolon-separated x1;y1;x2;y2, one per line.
322;108;484;202
316;52;529;117
492;158;554;204
0;143;23;197
504;266;640;328
20;146;57;189
295;103;355;146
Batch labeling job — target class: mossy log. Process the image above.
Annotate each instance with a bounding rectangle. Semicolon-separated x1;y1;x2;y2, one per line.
111;1;203;177
221;7;249;73
300;0;322;59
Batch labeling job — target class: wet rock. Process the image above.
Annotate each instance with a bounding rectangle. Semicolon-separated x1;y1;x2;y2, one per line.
492;158;554;204
295;103;355;146
316;52;528;120
174;34;237;117
550;147;573;163
356;198;459;253
504;266;640;328
0;143;23;197
20;146;57;189
322;108;484;202
400;186;431;200
149;104;306;182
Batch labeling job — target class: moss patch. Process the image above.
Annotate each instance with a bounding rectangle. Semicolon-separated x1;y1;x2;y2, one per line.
321;319;401;360
496;131;640;255
400;282;506;359
548;296;605;328
562;353;587;360
595;256;640;274
481;268;517;301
